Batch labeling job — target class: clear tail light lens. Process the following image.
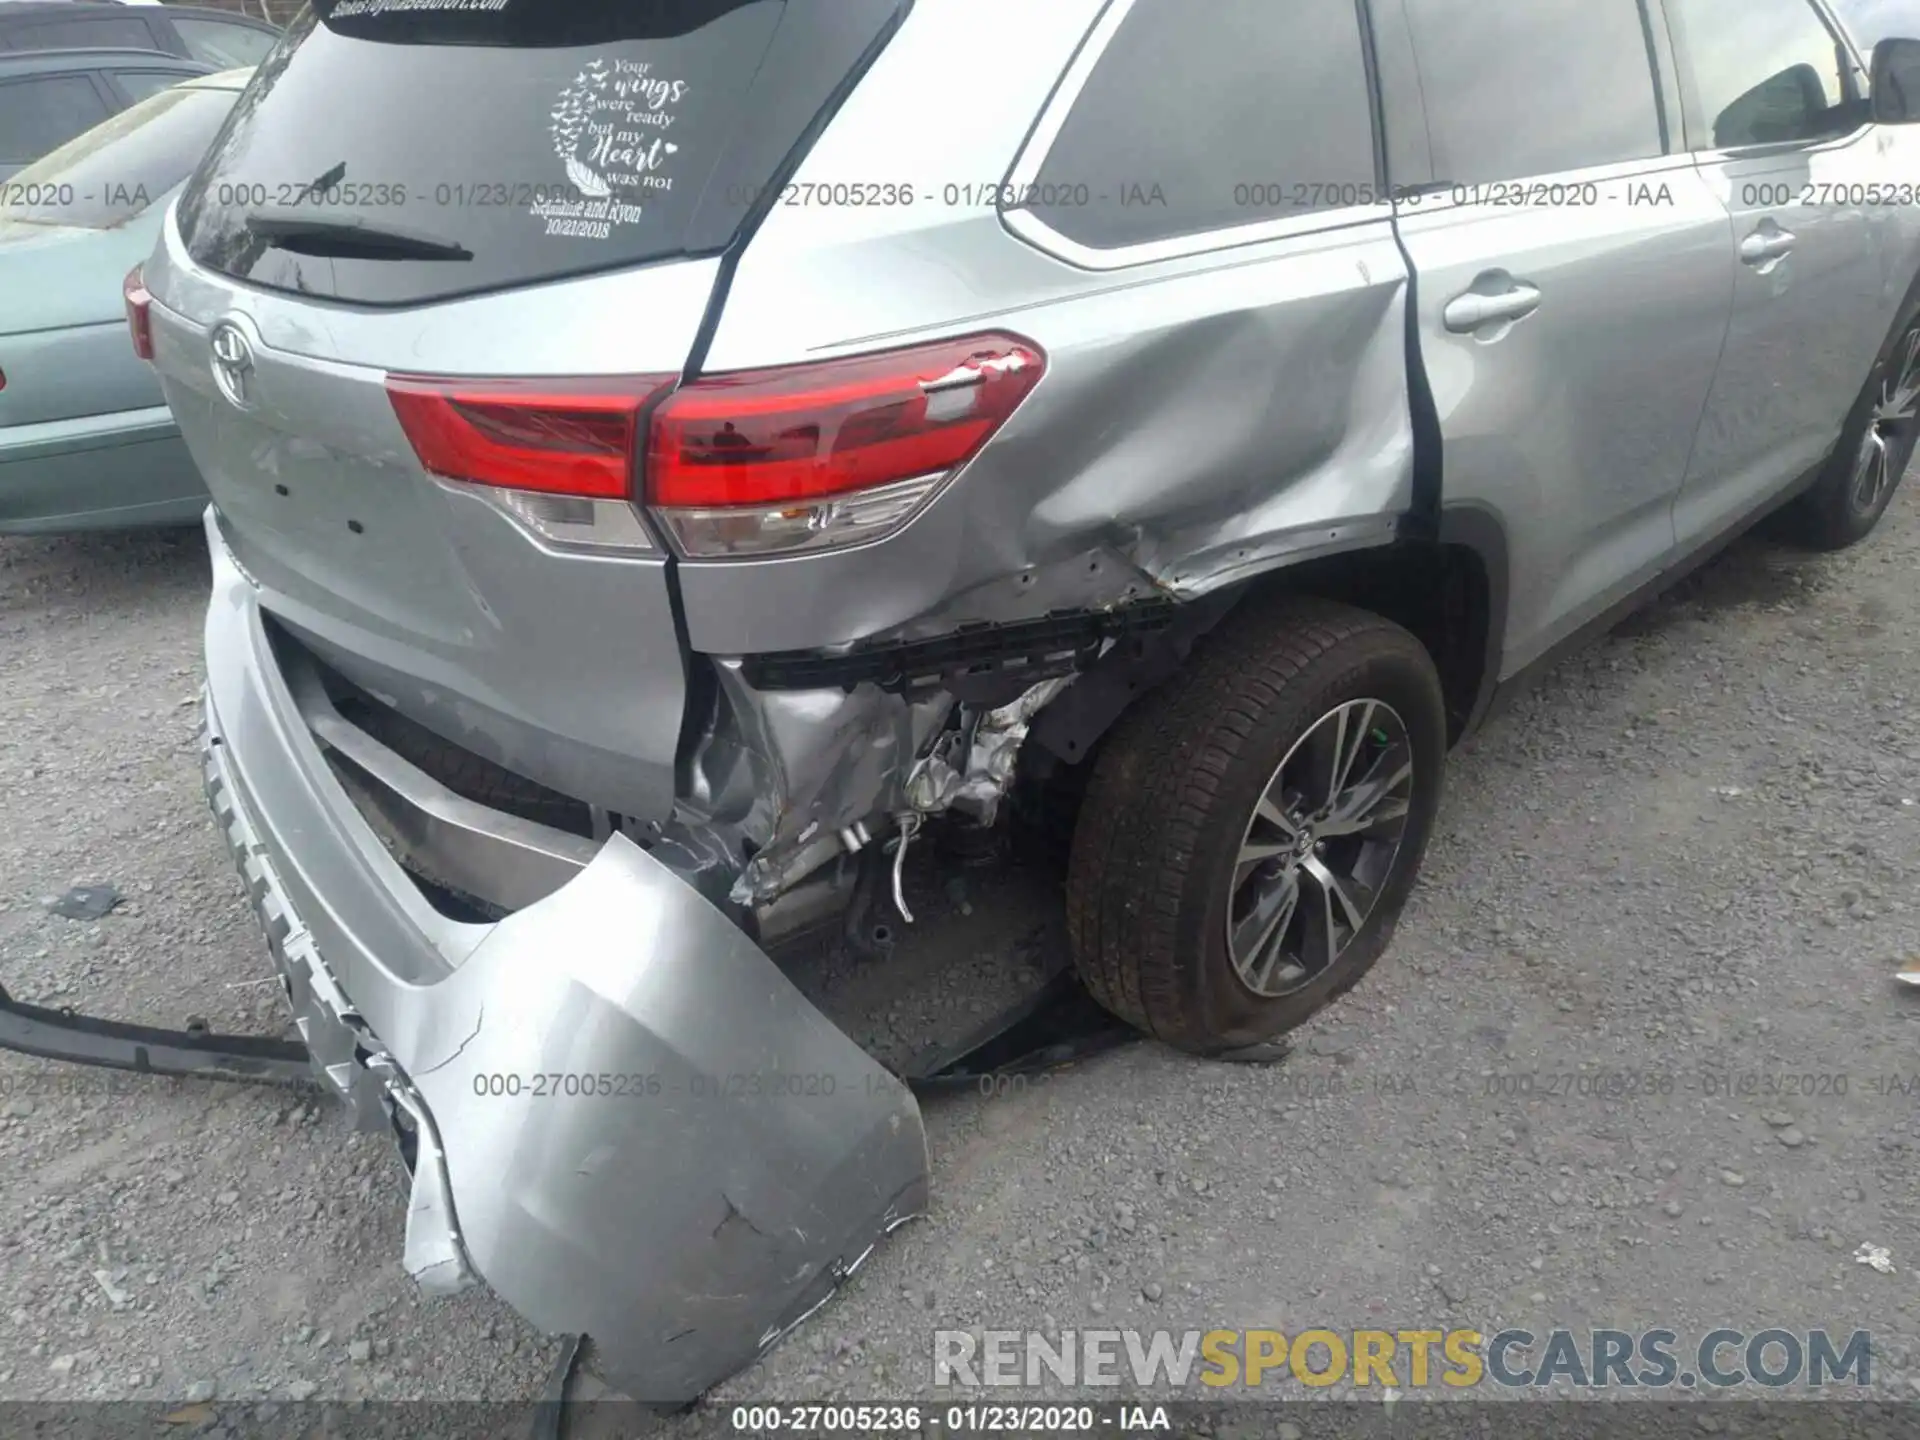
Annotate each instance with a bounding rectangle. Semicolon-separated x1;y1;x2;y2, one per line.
124;265;154;361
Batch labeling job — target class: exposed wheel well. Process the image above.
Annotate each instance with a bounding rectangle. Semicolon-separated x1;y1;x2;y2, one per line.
1239;538;1496;746
1012;537;1496;868
1018;533;1500;840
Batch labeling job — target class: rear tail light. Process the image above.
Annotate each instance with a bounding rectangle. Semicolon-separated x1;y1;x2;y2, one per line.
383;333;1043;559
647;334;1043;557
385;375;675;500
124;265;153;361
385;374;675;553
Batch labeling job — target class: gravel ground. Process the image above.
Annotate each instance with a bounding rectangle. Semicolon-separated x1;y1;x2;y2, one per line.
2;485;1919;1426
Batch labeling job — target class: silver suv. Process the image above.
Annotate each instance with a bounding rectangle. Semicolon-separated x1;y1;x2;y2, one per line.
140;0;1920;1402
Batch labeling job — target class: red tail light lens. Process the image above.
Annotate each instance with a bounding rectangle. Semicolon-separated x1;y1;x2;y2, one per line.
385;375;676;499
644;333;1044;509
383;335;1043;560
124;265;153;361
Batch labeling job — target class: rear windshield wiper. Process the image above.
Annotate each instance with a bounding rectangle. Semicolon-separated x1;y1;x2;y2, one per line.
245;208;473;261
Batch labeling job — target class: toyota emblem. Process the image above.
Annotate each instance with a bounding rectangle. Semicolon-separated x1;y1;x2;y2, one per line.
210;321;255;408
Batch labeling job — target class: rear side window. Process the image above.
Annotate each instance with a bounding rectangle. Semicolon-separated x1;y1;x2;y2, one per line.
171;17;279;70
3;84;236;228
1027;0;1379;252
1666;0;1856;148
10;17;161;52
1399;0;1666;183
0;74;110;169
177;0;909;306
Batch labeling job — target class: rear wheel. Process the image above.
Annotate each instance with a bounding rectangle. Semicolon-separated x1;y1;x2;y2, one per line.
1065;596;1446;1054
1782;308;1920;550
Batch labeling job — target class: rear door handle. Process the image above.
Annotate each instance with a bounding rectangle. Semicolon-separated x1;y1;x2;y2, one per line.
1739;226;1795;264
1442;281;1542;334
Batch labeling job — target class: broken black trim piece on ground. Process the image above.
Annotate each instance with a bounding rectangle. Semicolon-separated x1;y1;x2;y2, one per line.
0;964;1148;1100
900;969;1139;1090
0;981;314;1088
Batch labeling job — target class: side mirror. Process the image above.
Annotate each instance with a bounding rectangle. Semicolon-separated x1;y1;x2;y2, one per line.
1872;37;1920;123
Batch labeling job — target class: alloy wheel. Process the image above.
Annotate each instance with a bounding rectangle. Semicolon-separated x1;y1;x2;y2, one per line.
1226;699;1416;998
1852;323;1920;515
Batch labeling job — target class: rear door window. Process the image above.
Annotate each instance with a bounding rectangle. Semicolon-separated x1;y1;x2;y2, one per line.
1025;0;1380;253
0;74;112;170
1397;0;1668;183
177;0;909;306
170;18;279;70
3;84;237;228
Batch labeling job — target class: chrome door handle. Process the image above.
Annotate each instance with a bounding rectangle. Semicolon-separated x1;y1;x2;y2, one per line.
1739;227;1795;264
1442;282;1542;334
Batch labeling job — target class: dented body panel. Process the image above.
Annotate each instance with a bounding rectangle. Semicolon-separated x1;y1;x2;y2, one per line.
687;0;1415;655
200;522;928;1402
156;0;1421;1406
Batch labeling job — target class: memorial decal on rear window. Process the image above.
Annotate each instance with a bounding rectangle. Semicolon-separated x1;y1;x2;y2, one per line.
535;57;688;240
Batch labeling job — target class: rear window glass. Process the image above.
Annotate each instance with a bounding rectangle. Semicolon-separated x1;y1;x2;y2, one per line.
176;0;906;306
3;84;236;229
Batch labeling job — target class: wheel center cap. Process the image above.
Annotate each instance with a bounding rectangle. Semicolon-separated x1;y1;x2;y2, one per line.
1293;828;1317;858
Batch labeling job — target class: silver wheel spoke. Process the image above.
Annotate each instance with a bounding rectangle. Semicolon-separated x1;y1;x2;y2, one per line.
1295;858;1342;976
1254;794;1298;837
1302;854;1368;934
1231;876;1299;990
1884;381;1920;424
1321;748;1414;837
1855;428;1889;510
1322;700;1375;813
1249;886;1300;992
1226;696;1416;998
1892;329;1920;413
1233;841;1291;889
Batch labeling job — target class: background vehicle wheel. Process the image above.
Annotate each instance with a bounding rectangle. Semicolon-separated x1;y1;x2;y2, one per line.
1781;306;1920;551
1065;595;1447;1055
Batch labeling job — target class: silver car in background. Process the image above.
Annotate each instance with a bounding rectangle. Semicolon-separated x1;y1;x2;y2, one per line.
1;66;245;533
137;0;1920;1403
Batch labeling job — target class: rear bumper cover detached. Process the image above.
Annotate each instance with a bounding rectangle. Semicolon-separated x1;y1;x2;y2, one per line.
200;513;930;1402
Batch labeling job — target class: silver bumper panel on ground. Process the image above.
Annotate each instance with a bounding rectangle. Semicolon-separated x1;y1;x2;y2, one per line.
200;511;932;1402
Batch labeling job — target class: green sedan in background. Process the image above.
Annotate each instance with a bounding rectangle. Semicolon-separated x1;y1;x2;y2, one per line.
0;67;248;534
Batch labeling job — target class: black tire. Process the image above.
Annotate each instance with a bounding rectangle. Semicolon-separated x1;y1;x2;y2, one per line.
1779;299;1920;551
1065;595;1446;1055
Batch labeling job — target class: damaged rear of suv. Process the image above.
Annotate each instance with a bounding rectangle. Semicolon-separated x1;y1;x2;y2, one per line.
127;0;1920;1406
128;0;1475;1401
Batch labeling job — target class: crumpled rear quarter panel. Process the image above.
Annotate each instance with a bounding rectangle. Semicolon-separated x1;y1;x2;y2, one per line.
684;0;1413;657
